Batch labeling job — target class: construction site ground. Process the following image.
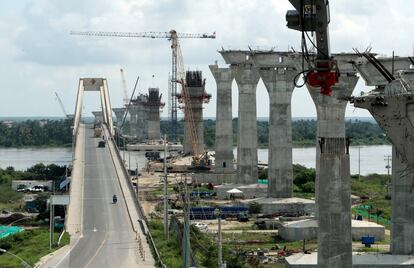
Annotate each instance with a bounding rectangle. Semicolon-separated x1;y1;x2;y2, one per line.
137;167;393;266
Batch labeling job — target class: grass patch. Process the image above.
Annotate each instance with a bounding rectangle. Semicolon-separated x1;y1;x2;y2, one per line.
351;174;391;223
149;220;183;268
0;228;69;267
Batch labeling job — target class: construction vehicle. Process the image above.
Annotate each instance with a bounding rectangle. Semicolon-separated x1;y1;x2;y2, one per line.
70;29;215;141
286;0;338;96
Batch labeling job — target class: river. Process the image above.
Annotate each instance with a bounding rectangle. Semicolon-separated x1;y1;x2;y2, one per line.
0;147;72;170
0;145;392;175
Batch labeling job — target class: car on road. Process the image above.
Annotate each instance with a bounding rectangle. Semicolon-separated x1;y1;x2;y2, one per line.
98;141;106;148
193;222;208;231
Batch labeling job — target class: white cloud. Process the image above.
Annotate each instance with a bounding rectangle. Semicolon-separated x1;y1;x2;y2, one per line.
0;0;413;119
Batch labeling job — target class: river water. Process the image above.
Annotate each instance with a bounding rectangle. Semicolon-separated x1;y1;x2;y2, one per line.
0;145;392;175
0;147;72;170
255;145;392;175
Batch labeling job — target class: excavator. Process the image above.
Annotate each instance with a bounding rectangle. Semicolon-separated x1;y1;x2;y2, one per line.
286;0;338;96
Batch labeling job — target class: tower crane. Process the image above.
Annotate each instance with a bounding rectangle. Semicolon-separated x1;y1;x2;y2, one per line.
70;29;216;140
175;36;211;170
120;68;129;106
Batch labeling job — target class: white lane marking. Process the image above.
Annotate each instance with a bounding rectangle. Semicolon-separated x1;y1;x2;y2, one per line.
85;231;108;268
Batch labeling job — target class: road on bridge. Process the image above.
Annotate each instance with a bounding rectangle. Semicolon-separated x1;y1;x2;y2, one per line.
43;125;149;268
68;125;141;267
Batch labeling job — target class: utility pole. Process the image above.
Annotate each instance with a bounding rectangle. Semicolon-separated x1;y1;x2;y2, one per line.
123;137;126;161
128;150;131;171
217;208;223;268
385;155;392;195
358;146;361;180
163;134;169;240
136;162;139;197
49;197;54;249
182;174;191;268
385;155;392;176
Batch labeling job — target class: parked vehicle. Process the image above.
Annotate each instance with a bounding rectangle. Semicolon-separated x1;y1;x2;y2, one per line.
193;222;208;231
16;184;27;192
28;185;44;192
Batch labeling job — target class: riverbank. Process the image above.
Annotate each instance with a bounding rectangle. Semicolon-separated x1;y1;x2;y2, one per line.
0;144;72;149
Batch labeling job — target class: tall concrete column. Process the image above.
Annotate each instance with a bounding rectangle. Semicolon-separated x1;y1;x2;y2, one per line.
391;146;414;254
209;64;234;174
232;64;260;185
128;105;137;137
353;76;414;254
112;108;125;127
147;88;163;140
309;75;358;268
183;71;208;155
259;68;296;198
136;95;148;141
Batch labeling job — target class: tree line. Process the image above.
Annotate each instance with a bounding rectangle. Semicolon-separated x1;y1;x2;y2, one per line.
0;119;72;147
161;119;389;148
0;118;386;148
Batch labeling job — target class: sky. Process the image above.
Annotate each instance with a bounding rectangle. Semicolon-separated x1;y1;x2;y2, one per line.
0;0;414;119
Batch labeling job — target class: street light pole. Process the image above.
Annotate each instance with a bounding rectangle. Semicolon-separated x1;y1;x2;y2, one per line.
0;248;32;268
358;146;361;180
49;197;54;250
163;134;169;240
385;155;392;195
182;174;191;268
216;208;223;268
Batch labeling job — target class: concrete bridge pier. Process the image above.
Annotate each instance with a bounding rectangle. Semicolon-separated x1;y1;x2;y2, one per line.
182;71;208;155
232;63;260;184
146;88;164;140
220;50;260;185
112;108;125;128
209;64;234;174
135;95;148;142
353;73;414;254
309;74;359;268
259;68;296;198
128;105;137;137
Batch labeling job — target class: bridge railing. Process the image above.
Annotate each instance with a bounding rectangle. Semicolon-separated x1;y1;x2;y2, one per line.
107;126;166;267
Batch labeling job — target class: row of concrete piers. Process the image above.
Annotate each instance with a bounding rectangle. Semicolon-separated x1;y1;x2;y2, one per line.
210;49;414;267
108;87;164;142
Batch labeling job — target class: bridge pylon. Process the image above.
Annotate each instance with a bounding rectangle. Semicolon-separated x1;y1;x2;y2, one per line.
73;78;115;141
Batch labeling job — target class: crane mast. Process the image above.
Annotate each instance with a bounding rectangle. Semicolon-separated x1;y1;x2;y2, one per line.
70;29;215;140
120;68;129;106
175;39;200;157
55;92;69;119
